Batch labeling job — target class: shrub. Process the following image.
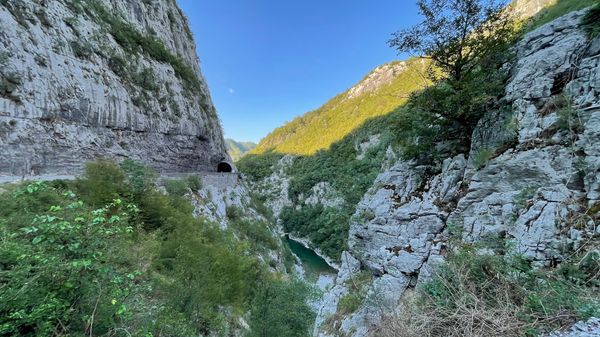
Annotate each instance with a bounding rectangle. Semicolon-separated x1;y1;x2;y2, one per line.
245;278;317;337
132;67;159;92
226;205;243;220
71;40;95;60
120;158;158;198
0;183;139;336
473;147;494;169
185;174;203;191
108;53;129;79
582;3;600;37
0;159;312;336
164;179;189;196
229;218;278;252
237;152;284;181
75;159;127;206
0;73;22;97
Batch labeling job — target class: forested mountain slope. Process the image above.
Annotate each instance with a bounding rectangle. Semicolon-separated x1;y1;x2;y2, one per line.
250;59;430;156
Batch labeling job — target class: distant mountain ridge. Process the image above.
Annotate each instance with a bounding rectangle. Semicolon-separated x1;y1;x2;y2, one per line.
250;59;430;156
226;139;257;161
249;0;561;157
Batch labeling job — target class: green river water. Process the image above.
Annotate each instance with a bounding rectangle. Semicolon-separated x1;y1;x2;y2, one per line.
285;237;337;281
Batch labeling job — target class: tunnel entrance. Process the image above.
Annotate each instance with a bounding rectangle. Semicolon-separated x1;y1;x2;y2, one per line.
217;161;233;173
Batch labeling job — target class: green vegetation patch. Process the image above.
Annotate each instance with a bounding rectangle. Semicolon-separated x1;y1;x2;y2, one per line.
524;0;599;33
251;59;430;156
0;160;316;336
69;0;202;93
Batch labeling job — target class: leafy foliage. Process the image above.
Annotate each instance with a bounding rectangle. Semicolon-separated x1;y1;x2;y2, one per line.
0;160;315;336
0;182;140;336
237;152;285;181
164;179;189;196
245;279;317;337
389;0;515;83
388;0;517;158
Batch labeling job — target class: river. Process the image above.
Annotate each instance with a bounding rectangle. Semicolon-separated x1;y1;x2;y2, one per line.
285;236;337;281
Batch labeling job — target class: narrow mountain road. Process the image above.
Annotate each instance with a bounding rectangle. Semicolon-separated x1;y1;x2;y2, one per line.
0;172;239;189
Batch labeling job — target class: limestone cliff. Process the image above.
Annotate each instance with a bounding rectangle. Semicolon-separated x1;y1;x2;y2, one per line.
314;9;600;336
0;0;228;176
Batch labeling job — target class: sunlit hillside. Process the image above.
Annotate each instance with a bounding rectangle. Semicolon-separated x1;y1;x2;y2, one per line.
250;58;430;155
225;139;257;161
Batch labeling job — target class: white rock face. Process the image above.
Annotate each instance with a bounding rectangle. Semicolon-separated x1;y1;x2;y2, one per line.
346;62;407;100
316;9;600;337
0;0;228;175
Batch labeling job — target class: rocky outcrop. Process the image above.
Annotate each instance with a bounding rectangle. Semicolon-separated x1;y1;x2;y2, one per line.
0;0;228;176
315;9;600;337
346;62;407;100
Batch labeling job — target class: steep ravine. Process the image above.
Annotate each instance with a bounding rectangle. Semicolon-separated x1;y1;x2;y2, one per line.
241;8;600;337
312;9;600;337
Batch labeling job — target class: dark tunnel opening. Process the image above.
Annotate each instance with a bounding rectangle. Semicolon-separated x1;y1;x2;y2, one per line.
217;162;233;173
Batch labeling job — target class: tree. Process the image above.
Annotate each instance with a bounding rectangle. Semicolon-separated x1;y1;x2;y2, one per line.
245;279;316;337
389;0;515;84
389;0;517;160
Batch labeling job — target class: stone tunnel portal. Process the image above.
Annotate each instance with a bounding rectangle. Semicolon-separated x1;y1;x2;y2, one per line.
217;161;233;173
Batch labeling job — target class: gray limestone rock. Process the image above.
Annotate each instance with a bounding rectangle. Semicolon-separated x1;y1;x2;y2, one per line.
0;0;228;176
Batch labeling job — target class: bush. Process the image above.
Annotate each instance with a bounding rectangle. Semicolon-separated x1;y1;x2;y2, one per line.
120;158;158;198
237;152;284;181
108;53;129;79
71;40;94;60
582;3;600;37
245;278;317;337
75;159;127;206
164;179;189;196
226;205;243;220
132;67;159;92
230;218;278;252
0;72;22;97
185;174;203;191
0;182;139;336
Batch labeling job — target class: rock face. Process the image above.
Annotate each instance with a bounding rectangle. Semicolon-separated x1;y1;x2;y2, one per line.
315;9;600;337
0;0;228;176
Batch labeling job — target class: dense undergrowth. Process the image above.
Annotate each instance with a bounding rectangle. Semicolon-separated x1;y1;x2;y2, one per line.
0;160;315;337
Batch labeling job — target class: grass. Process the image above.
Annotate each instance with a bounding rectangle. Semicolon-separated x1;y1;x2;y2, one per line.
523;0;598;33
373;242;600;337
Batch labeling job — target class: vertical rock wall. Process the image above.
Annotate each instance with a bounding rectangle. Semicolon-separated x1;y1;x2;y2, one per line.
0;0;228;175
315;9;600;337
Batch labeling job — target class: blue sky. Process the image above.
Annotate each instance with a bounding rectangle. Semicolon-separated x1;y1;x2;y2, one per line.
177;1;420;143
